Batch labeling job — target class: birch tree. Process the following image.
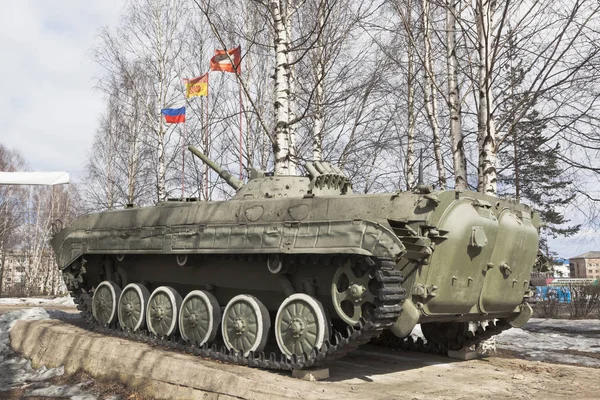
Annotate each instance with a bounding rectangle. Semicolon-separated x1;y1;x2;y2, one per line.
397;0;418;190
475;0;498;195
422;0;446;189
446;0;467;190
311;1;327;162
0;145;27;295
0;145;81;295
269;0;297;174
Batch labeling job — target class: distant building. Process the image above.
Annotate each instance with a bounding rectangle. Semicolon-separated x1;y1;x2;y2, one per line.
569;251;600;279
0;251;28;293
0;250;66;295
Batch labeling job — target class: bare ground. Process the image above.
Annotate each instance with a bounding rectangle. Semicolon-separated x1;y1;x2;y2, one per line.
2;304;600;400
331;346;600;399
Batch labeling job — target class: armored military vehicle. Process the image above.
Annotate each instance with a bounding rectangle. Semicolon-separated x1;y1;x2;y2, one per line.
50;146;539;370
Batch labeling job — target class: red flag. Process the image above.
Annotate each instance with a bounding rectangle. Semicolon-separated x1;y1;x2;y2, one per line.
210;46;241;73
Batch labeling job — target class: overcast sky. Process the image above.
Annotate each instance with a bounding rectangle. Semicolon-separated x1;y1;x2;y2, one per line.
0;0;123;177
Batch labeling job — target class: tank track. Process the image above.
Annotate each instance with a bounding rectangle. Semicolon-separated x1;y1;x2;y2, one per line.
371;319;512;355
67;255;405;371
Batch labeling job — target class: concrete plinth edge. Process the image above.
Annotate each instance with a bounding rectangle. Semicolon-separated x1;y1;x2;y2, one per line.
448;348;478;361
9;319;341;400
292;368;329;381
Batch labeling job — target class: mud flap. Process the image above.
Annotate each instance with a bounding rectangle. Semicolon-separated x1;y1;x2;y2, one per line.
504;302;533;328
390;298;420;338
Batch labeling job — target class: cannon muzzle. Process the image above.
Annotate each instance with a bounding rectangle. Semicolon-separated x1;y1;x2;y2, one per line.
188;146;243;191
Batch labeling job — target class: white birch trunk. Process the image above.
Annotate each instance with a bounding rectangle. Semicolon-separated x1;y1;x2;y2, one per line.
127;96;143;204
312;3;326;162
284;1;298;169
476;0;497;195
447;0;467;190
128;128;139;204
406;1;416;190
270;0;295;175
157;125;167;201
422;0;446;189
106;112;116;209
154;1;168;201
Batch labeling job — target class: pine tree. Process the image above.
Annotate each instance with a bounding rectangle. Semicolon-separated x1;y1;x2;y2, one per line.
498;108;580;238
497;30;579;240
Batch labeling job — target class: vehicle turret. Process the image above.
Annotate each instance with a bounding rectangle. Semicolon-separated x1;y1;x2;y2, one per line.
189;145;353;199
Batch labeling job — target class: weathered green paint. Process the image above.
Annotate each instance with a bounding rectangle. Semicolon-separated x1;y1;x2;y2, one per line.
51;153;540;332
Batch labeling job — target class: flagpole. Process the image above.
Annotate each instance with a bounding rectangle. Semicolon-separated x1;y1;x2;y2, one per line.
239;81;243;181
205;74;210;201
182;119;187;199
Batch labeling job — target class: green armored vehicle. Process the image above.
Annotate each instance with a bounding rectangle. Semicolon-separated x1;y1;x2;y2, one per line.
50;146;539;369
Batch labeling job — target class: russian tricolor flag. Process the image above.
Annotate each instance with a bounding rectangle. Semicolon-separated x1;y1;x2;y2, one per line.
161;105;186;124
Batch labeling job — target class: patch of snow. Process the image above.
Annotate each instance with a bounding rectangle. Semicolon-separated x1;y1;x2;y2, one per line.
24;381;95;399
496;318;600;367
525;318;600;334
410;319;600;367
0;308;51;357
0;307;96;399
0;296;75;307
411;324;423;338
0;308;65;391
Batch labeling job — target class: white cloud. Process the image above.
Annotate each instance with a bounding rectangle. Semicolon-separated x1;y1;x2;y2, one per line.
0;0;123;178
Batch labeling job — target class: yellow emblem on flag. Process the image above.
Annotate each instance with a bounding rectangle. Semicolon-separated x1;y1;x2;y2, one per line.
184;73;208;98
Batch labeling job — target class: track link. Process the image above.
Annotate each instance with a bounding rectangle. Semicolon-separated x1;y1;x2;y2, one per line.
371;319;512;355
67;255;405;370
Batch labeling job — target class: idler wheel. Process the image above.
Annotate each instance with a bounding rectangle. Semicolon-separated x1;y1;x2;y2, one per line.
421;321;469;350
92;281;122;325
118;283;150;331
146;286;182;337
275;293;330;359
222;294;270;357
179;290;221;346
331;261;376;325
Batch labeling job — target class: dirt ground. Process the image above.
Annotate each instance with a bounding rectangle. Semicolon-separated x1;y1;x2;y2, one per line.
326;345;599;399
2;304;600;400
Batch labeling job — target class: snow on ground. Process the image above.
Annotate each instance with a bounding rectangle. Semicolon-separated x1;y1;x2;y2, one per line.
0;307;101;399
0;296;75;307
0;308;64;390
522;318;600;334
495;317;600;368
408;318;600;367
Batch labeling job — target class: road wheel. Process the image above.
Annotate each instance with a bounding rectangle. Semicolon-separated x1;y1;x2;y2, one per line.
179;290;221;346
92;281;121;325
275;293;330;359
146;286;182;337
118;283;150;331
222;294;270;357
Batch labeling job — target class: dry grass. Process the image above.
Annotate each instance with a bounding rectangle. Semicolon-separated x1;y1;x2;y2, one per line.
0;370;153;400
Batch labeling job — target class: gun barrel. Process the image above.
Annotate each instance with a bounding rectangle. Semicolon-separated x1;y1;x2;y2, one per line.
188;146;243;191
